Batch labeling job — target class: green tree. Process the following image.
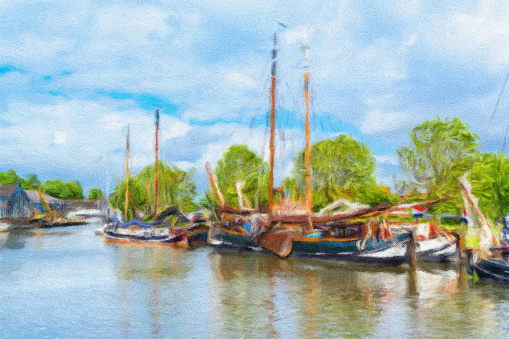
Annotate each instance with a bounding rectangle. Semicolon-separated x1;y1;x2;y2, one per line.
0;169;22;185
88;188;105;200
287;134;395;210
109;161;198;219
22;173;40;190
109;177;146;220
397;117;479;211
134;161;198;214
213;144;269;208
469;152;509;221
42;179;83;200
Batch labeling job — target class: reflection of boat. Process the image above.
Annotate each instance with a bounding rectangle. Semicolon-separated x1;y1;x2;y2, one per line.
209;32;412;266
104;110;189;247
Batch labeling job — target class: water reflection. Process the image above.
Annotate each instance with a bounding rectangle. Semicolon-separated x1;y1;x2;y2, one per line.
107;243;194;338
1;228;509;337
207;251;509;337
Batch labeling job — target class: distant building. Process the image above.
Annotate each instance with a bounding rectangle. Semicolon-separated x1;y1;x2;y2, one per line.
0;183;31;218
24;190;66;213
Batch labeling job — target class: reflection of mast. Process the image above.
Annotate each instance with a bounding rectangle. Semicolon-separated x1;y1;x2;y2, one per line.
154;109;160;220
268;32;278;211
124;125;130;220
303;45;312;217
304;275;318;338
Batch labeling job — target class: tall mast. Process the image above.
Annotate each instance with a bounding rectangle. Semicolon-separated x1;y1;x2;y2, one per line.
268;32;278;211
303;45;312;215
154;109;160;221
124;125;130;220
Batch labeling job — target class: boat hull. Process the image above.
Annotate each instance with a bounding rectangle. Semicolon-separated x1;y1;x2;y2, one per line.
104;227;189;247
470;258;509;285
213;228;411;266
291;235;410;266
415;237;458;262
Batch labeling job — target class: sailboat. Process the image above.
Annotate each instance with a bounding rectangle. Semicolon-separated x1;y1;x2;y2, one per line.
208;32;413;266
103;110;189;246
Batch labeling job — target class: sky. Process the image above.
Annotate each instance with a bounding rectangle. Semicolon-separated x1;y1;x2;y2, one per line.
1;0;509;197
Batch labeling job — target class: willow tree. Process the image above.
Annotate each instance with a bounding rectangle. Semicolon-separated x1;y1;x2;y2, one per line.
397;117;479;211
134;161;198;214
109;177;147;220
212;144;269;209
287;134;395;210
109;161;198;219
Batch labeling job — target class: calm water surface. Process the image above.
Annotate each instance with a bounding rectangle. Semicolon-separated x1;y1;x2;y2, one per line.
0;224;508;338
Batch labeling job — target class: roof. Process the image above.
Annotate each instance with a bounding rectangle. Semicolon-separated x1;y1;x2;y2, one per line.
24;190;63;203
0;184;21;199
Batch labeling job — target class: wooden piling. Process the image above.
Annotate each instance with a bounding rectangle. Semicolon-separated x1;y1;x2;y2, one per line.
407;230;417;268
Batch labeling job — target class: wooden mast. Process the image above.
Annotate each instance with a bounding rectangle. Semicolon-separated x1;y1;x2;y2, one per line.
124;125;130;220
303;45;312;215
154;109;160;221
268;32;277;212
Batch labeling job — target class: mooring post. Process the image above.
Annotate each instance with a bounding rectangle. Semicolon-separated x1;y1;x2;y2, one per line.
457;226;466;262
407;230;417;268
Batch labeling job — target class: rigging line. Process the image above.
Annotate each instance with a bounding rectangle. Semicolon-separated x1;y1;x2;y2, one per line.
486;70;509;134
502;126;509;153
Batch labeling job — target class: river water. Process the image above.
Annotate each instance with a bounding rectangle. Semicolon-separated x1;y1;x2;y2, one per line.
0;224;508;338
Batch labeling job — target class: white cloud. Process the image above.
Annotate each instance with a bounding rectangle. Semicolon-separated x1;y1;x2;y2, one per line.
226;72;257;88
361;109;413;135
423;2;509;71
374;155;399;166
95;5;171;41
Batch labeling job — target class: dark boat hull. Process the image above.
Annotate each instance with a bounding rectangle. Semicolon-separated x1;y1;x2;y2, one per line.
104;228;188;246
470;258;509;285
213;228;411;266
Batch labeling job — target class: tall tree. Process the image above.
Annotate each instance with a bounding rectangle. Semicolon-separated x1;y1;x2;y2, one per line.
213;144;269;208
287;134;395;210
397;117;479;204
469;152;509;221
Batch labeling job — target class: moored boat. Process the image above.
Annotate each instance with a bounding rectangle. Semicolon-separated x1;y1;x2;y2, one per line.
104;110;189;247
208;31;413;266
388;221;459;262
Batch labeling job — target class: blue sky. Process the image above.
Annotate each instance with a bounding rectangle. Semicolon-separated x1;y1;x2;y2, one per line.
1;0;509;196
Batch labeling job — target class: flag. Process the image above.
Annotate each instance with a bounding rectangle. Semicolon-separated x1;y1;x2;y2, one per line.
412;205;425;219
459;208;472;225
155;109;160;126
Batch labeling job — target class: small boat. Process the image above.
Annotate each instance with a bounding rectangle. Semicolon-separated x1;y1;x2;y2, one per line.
388;221;459;262
468;247;509;285
104;219;188;246
104;110;189;247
